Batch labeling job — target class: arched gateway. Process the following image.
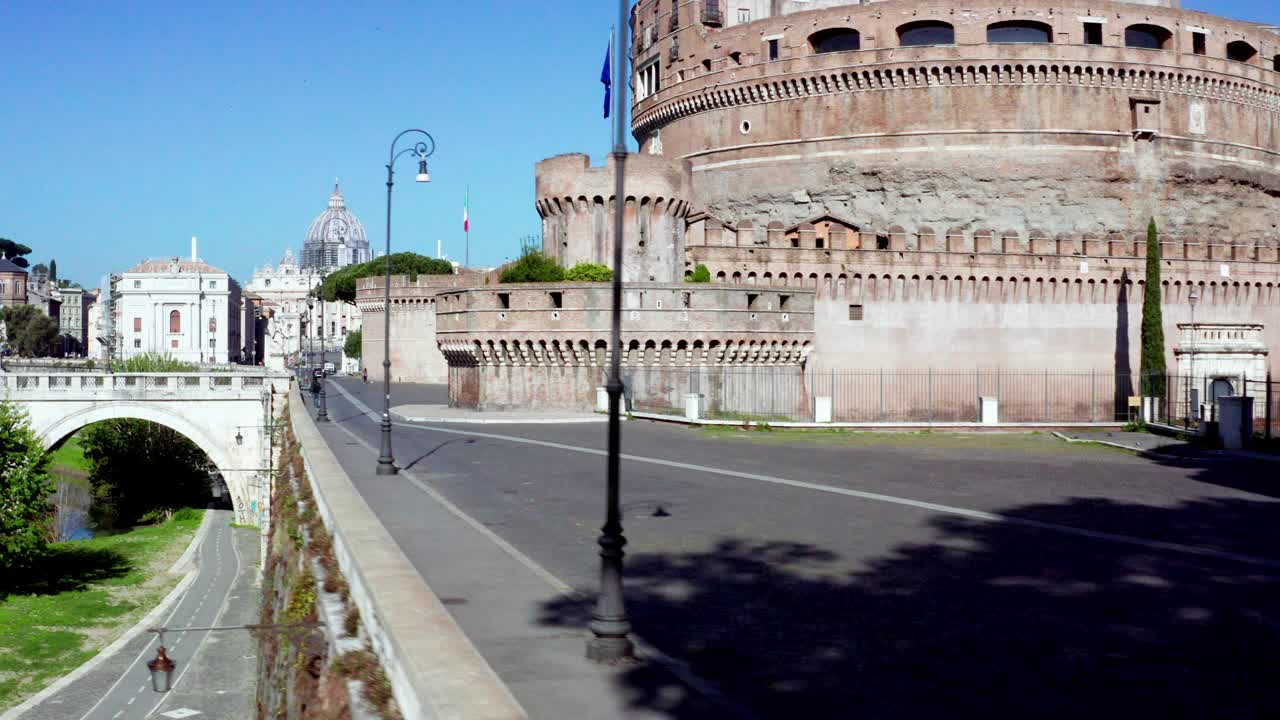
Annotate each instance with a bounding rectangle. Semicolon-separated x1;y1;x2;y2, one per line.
2;371;290;527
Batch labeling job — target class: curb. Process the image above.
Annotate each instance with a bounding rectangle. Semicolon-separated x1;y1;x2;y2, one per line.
392;410;606;425
637;411;1127;431
0;511;212;720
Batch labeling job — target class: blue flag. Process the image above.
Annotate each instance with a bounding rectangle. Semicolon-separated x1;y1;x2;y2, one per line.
601;40;612;118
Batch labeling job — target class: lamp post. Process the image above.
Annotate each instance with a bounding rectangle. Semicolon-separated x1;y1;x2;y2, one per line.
316;288;329;422
586;8;634;663
306;295;315;408
377;129;435;476
1189;285;1200;424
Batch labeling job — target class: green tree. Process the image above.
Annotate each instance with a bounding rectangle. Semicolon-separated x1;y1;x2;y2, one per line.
81;420;213;529
48;259;57;283
499;247;564;283
0;305;59;357
688;264;712;283
0;238;33;268
317;253;453;303
1140;218;1166;397
564;262;612;282
0;401;53;570
344;328;362;360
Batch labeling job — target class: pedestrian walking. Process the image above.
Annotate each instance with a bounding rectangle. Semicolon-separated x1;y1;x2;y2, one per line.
310;372;321;409
362;367;368;384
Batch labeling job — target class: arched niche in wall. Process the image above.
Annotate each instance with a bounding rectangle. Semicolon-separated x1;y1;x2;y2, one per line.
986;20;1052;44
809;28;861;54
897;21;955;47
1124;24;1172;50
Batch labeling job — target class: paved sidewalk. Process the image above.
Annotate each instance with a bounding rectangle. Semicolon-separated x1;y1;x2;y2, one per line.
1054;430;1194;453
393;403;605;424
318;391;735;719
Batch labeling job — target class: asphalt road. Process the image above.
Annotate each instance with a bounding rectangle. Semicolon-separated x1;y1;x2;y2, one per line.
324;377;1280;720
17;510;258;720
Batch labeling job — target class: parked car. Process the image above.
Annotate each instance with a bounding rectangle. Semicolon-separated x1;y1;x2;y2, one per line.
323;362;335;376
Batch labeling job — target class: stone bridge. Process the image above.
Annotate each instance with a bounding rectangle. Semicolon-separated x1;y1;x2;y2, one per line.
1;370;292;527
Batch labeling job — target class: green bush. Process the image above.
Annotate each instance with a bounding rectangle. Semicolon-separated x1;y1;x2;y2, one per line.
688;264;712;283
112;353;197;373
317;253;454;303
1140;218;1166;397
500;248;564;283
0;401;53;570
564;262;612;282
343;328;362;360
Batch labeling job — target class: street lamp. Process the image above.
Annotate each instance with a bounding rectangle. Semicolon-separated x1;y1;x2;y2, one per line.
144;622;321;694
586;9;634;664
147;642;175;693
316;288;329;422
377;129;435;476
1189;285;1200;424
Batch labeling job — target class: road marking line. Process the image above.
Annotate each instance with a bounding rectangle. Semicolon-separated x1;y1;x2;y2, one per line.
327;402;762;720
331;381;1280;571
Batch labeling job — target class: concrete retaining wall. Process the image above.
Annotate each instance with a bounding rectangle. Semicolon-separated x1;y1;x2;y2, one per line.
290;402;526;719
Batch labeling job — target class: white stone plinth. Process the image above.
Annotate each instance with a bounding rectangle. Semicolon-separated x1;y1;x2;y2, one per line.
815;396;833;423
979;396;999;425
684;393;703;421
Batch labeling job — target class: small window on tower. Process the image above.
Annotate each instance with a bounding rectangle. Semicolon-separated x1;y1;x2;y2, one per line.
497;292;510;309
767;38;779;61
848;305;864;321
1192;31;1206;55
1084;22;1103;46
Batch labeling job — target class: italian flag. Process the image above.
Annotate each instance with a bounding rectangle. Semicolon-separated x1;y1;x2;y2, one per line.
463;190;470;233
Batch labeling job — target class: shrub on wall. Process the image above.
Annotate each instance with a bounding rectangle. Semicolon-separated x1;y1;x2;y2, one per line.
499;248;564;283
564;262;612;282
317;253;453;303
687;264;712;283
1140;218;1167;398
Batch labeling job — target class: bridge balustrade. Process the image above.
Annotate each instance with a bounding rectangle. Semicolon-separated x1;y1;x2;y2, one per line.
0;372;288;398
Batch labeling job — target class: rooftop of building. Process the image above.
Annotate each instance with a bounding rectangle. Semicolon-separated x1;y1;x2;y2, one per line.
0;257;27;274
124;258;229;275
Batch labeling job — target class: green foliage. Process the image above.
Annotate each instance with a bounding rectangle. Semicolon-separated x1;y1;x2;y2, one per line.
0;305;59;357
344;328;362;360
1140;219;1167;397
564;262;613;282
688;264;712;283
0;402;54;571
0;238;32;268
81;420;213;529
111;353;197;372
499;247;564;283
47;259;56;283
317;253;453;303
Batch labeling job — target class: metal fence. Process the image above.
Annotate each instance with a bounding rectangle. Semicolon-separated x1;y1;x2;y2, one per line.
625;367;1147;424
1147;373;1274;438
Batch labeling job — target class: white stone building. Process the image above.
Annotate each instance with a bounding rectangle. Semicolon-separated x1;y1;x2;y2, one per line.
245;252;362;372
114;240;242;364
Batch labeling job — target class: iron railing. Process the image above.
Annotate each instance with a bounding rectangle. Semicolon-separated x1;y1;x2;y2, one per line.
625;367;1152;423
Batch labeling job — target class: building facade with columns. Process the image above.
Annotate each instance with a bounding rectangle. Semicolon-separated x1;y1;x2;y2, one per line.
114;242;242;364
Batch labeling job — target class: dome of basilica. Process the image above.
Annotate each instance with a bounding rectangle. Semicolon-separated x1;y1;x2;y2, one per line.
302;182;370;272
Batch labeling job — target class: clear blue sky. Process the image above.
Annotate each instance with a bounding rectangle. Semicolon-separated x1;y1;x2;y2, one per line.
0;1;1274;287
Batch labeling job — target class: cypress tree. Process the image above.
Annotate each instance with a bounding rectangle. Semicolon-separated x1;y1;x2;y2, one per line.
1140;218;1166;397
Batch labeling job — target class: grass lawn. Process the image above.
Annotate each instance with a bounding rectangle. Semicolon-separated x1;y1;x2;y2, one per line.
47;435;89;475
0;509;204;711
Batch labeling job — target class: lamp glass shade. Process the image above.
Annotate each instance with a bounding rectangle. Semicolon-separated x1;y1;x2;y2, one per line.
147;647;176;693
416;159;430;183
235;431;244;446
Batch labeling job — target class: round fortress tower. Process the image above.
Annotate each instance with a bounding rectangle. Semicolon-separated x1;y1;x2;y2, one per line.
630;0;1279;242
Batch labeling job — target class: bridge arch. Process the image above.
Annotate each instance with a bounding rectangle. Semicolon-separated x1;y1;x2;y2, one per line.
34;401;262;527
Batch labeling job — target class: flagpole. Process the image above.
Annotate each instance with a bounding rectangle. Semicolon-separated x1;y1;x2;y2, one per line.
609;26;616;152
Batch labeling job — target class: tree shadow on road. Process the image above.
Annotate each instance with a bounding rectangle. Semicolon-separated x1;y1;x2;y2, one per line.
1;545;130;599
540;495;1280;719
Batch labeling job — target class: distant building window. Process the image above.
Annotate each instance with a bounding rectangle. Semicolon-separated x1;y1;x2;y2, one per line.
133;280;141;288
171;339;179;348
1226;40;1257;64
264;279;272;287
898;21;955;47
133;317;142;332
737;8;749;24
209;280;217;289
767;38;779;61
133;339;142;348
1084;22;1104;46
987;21;1052;44
169;310;181;333
209;318;217;332
636;59;661;100
0;281;5;294
1192;31;1206;55
848;305;864;321
209;338;215;349
810;28;861;54
1124;24;1171;50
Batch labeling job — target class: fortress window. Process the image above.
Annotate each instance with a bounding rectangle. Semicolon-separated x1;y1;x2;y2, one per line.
747;293;759;309
876;234;890;250
1274;55;1280;72
1084;22;1103;46
897;21;955;47
779;294;791;311
767;38;779;61
1226;40;1258;64
987;21;1052;44
1124;24;1172;50
809;28;861;54
729;51;742;65
549;291;562;309
848;304;864;321
1192;31;1207;55
497;292;510;309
